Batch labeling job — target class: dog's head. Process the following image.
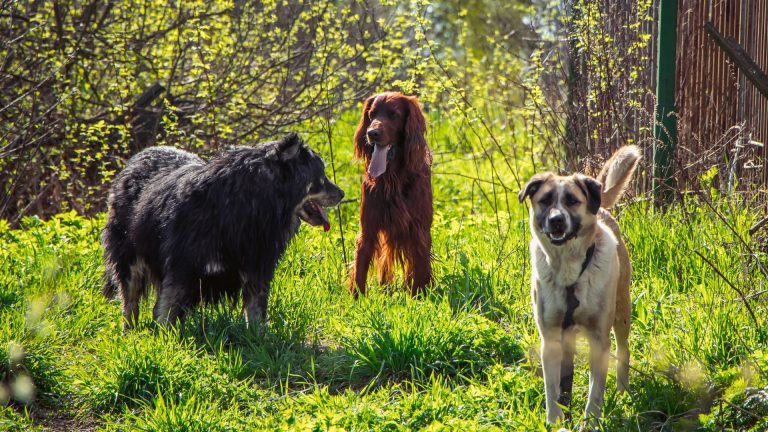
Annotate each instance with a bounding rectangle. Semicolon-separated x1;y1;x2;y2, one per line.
267;133;344;231
518;172;601;246
353;92;428;179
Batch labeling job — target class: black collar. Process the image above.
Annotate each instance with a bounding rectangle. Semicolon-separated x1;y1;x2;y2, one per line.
579;243;596;277
562;242;596;330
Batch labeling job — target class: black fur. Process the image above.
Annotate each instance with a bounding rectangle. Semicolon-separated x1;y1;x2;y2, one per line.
102;146;204;299
518;173;553;203
102;133;344;329
575;175;602;215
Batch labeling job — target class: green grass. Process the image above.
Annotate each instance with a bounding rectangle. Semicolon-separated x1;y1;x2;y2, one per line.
1;115;767;430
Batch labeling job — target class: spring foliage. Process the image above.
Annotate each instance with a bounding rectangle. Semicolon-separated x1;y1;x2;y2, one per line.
1;0;532;223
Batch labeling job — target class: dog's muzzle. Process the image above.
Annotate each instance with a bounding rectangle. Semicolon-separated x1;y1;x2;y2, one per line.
297;185;344;232
543;211;574;245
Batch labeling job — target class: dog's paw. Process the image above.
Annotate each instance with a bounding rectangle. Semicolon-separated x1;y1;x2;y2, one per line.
546;406;565;424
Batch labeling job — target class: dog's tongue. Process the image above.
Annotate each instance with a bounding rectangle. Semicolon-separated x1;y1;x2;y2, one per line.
313;201;331;232
368;145;389;179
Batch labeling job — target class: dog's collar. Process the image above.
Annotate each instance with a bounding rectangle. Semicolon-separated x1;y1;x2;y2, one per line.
579;243;596;277
562;242;596;330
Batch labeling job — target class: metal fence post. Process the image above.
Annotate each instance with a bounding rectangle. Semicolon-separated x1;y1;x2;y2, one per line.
653;0;678;205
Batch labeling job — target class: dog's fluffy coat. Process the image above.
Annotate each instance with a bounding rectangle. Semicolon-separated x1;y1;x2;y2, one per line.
519;146;641;424
350;92;433;296
102;133;343;329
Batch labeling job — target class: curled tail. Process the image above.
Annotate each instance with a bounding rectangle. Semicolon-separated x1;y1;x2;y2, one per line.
597;145;642;209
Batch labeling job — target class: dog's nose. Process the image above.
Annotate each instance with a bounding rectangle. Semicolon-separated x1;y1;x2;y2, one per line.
547;213;565;228
367;129;380;140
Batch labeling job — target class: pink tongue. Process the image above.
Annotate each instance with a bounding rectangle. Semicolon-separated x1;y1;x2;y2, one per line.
368;145;390;179
313;201;331;232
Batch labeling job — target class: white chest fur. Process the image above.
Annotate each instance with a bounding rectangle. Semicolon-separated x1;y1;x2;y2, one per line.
530;221;619;329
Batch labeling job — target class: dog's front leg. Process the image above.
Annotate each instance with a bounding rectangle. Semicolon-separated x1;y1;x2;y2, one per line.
407;230;432;296
558;327;577;412
351;234;376;298
242;278;268;328
540;328;565;423
585;329;611;422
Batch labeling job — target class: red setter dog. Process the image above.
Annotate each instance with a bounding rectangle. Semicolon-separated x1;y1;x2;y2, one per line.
350;92;433;297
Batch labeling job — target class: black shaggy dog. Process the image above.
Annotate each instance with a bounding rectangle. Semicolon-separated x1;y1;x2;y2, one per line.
102;133;344;329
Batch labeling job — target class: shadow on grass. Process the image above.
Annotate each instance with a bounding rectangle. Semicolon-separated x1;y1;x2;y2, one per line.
178;303;326;381
174;302;361;395
172;290;527;397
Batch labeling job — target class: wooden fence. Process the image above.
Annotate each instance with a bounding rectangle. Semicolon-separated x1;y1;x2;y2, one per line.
675;0;767;201
570;0;767;205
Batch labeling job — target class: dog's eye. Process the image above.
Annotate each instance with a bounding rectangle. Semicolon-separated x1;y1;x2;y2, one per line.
389;110;400;120
538;195;553;207
565;195;579;206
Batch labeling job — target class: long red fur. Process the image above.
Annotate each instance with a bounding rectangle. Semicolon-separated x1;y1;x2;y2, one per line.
350;92;433;297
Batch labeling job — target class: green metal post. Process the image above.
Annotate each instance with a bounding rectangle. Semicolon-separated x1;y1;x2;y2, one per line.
653;0;678;205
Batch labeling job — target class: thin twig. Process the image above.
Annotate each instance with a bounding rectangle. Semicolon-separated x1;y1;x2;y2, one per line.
693;249;761;332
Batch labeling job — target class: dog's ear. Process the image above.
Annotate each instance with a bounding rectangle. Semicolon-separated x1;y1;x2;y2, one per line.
518;173;552;203
575;174;602;214
276;132;302;161
403;95;429;171
353;96;375;161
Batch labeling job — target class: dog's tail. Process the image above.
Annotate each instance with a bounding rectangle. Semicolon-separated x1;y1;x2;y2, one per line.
598;145;641;209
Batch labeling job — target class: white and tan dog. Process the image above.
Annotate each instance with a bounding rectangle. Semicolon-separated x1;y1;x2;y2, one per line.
518;146;641;424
